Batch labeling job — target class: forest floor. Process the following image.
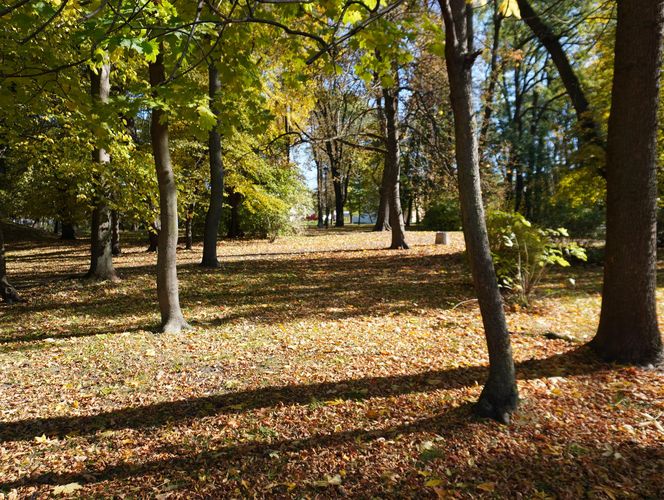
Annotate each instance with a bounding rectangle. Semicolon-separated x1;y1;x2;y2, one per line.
0;228;662;498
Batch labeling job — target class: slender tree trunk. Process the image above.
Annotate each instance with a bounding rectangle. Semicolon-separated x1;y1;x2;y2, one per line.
405;196;413;228
61;222;75;240
591;0;664;364
201;61;224;268
316;158;325;228
149;50;189;334
54;220;59;235
382;85;408;249
516;0;603;153
111;210;121;256
440;0;517;422
0;225;21;304
86;63;118;282
479;4;503;156
185;203;194;250
227;190;243;238
333;171;345;228
147;221;159;253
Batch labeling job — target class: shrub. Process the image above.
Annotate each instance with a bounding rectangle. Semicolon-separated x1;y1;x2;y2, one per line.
422;197;462;231
486;211;587;305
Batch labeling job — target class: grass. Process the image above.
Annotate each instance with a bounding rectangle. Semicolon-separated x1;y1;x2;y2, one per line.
0;229;662;498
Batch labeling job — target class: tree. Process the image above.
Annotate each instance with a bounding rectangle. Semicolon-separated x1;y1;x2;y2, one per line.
149;49;190;334
86;62;118;282
201;61;224;268
591;0;664;364
439;0;518;422
0;224;21;304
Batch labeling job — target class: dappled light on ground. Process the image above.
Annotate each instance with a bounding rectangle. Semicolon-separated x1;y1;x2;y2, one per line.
0;230;662;497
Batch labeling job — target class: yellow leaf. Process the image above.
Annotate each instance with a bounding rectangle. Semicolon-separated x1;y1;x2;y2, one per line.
53;483;82;495
477;482;496;492
426;478;444;487
498;0;521;18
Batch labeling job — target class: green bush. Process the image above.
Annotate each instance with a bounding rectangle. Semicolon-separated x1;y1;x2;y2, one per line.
486;211;587;305
422;197;462;231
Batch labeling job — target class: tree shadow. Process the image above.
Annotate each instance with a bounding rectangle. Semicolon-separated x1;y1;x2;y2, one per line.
0;250;472;344
0;347;613;492
0;346;601;444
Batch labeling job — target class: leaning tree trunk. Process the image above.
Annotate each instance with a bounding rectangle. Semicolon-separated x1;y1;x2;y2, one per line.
111;210;121;256
382;84;408;249
201;61;224;268
591;0;664;364
440;0;518;423
516;0;603;153
149;50;189;334
0;225;21;304
86;63;118;282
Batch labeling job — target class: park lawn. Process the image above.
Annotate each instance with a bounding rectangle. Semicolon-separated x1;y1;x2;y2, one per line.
0;229;662;498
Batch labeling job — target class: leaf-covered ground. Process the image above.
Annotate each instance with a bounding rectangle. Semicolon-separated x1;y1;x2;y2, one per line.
0;228;662;498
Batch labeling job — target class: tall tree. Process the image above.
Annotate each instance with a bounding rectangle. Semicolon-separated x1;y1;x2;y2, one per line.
0;224;21;304
149;49;190;334
201;61;224;268
591;0;664;364
86;63;118;282
439;0;518;422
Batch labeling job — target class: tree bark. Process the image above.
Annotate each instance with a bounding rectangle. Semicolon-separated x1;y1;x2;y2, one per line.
111;210;121;256
373;183;391;231
0;225;21;304
591;0;664;364
147;221;159;253
440;0;517;422
149;50;189;334
315;157;325;228
478;3;503;155
86;63;118;282
201;61;224;268
382;84;408;249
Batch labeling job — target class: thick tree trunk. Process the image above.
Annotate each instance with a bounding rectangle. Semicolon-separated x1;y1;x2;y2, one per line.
86;64;118;282
0;225;21;304
61;222;75;240
382;85;408;249
591;1;664;364
516;0;603;152
111;210;121;256
201;62;224;268
373;184;391;231
149;50;189;334
440;0;518;422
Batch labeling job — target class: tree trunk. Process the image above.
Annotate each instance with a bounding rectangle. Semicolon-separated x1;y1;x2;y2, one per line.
382;85;408;249
440;0;518;423
149;50;189;334
0;225;21;304
111;210;121;256
61;222;75;240
333;172;345;227
591;0;664;364
479;3;503;156
315;157;325;228
201;61;224;268
373;184;391;231
147;221;159;253
516;0;603;153
53;220;59;235
405;196;413;228
86;63;118;282
227;190;243;238
185;203;194;250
